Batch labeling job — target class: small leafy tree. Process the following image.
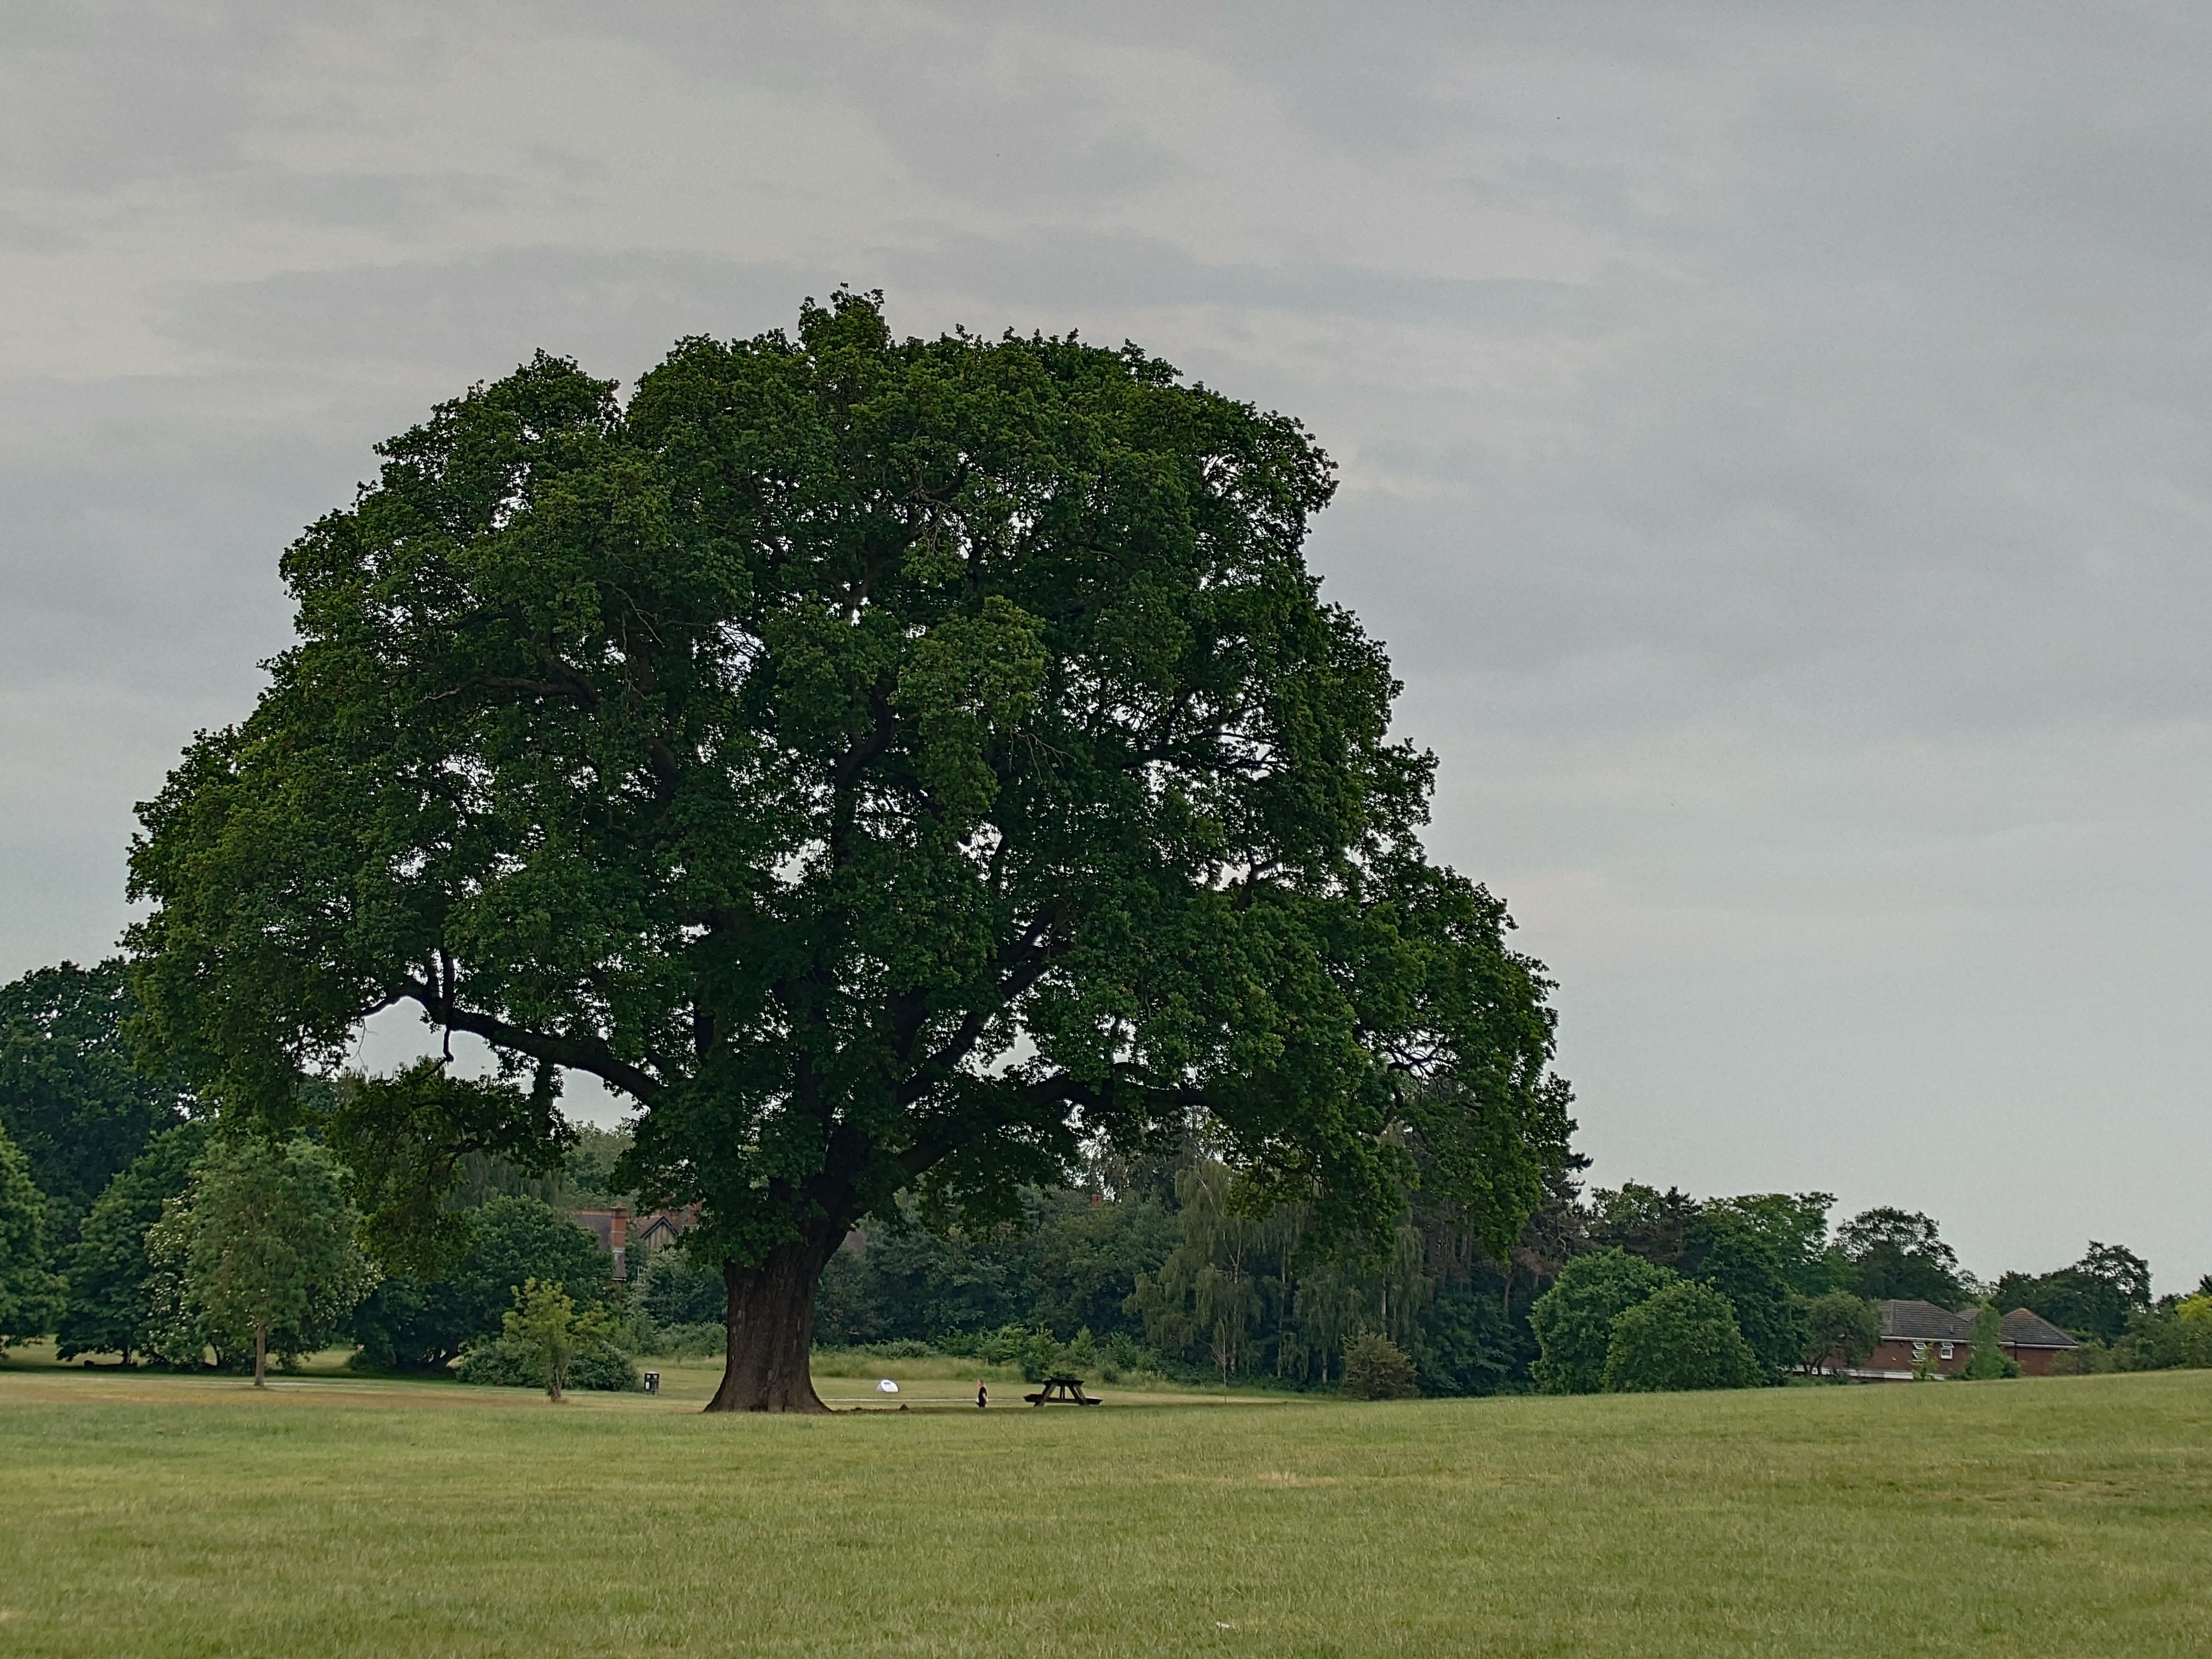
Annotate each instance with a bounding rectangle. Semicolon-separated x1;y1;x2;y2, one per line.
57;1121;208;1363
0;1121;65;1345
1603;1280;1761;1392
1960;1302;2021;1379
148;1136;375;1385
479;1277;629;1401
1528;1249;1676;1394
1340;1330;1418;1399
1802;1290;1881;1375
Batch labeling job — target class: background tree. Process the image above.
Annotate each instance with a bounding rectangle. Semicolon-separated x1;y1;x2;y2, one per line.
126;294;1573;1411
149;1137;374;1385
1682;1209;1806;1383
1585;1183;1699;1272
1603;1280;1761;1392
0;960;192;1245
0;1121;65;1345
1528;1249;1676;1394
1702;1192;1840;1297
1833;1208;1967;1307
349;1193;614;1371
1802;1290;1880;1375
1990;1243;2152;1344
56;1121;209;1363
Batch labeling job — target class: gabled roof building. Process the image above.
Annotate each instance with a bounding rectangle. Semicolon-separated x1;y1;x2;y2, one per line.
1842;1299;2081;1380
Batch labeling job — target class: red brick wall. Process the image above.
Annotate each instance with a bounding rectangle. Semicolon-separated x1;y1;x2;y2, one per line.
2006;1344;2069;1376
1867;1337;1970;1376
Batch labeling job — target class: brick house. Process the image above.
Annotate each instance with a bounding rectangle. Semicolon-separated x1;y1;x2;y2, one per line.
1844;1299;2081;1380
571;1204;701;1280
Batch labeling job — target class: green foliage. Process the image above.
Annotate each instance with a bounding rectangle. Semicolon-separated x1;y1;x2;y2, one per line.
321;1061;572;1278
633;1244;726;1329
56;1121;210;1361
145;1136;375;1379
1834;1208;1967;1307
1528;1249;1678;1394
0;959;192;1244
1960;1303;2022;1379
1413;1278;1527;1397
125;296;1572;1380
458;1277;637;1397
1990;1242;2152;1344
0;1120;65;1344
1603;1279;1761;1392
1702;1192;1842;1297
2165;1295;2212;1368
1802;1291;1881;1375
1585;1184;1700;1272
1339;1331;1418;1399
1683;1209;1806;1383
1126;1157;1441;1386
349;1194;615;1371
2071;1291;2212;1374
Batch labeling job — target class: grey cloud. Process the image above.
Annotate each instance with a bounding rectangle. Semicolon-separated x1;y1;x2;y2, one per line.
4;1;2210;1284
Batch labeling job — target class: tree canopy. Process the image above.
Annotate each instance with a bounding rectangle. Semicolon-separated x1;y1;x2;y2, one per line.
56;1120;209;1363
126;294;1571;1410
348;1193;616;1371
0;1120;64;1343
1834;1207;1968;1307
0;959;192;1241
1603;1279;1761;1393
1528;1248;1676;1394
1991;1243;2152;1344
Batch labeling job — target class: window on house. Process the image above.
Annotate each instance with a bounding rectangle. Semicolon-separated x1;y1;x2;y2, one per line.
1939;1342;1954;1360
1912;1341;1928;1360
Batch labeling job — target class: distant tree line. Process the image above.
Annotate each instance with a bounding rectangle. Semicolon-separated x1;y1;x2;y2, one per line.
4;956;2209;1397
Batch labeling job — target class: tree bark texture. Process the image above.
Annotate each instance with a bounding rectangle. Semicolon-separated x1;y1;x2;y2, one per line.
253;1322;267;1389
706;1227;841;1413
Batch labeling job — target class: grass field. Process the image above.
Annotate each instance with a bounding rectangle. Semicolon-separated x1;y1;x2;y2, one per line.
1;1357;2208;1657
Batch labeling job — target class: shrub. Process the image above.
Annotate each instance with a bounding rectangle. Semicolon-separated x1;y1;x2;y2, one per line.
1603;1280;1761;1392
1340;1331;1418;1400
1020;1327;1061;1383
1530;1249;1678;1394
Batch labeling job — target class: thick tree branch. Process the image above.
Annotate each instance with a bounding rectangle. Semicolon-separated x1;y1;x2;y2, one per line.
400;977;664;1105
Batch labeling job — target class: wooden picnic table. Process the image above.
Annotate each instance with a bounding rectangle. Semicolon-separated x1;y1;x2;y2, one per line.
1023;1375;1101;1406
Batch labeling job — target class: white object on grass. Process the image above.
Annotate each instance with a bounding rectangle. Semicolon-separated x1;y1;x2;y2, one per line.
878;1379;899;1394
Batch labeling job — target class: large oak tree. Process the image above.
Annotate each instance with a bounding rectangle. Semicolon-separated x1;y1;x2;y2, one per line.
129;294;1572;1411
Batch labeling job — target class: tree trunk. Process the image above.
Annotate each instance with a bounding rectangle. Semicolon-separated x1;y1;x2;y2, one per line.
253;1322;267;1389
705;1226;841;1413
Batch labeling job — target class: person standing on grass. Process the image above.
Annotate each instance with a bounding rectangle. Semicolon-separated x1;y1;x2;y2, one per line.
977;1381;988;1409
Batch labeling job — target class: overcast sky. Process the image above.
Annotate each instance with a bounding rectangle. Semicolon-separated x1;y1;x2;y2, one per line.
4;2;2207;1288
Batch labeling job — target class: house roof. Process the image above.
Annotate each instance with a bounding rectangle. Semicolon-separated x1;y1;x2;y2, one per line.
1880;1300;1974;1341
1999;1308;2080;1349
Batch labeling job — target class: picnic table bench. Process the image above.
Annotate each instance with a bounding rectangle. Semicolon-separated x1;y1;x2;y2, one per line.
1024;1375;1101;1406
